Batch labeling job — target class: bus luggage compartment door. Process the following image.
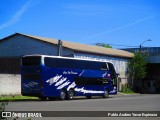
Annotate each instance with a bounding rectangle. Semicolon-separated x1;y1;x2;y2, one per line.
21;73;41;96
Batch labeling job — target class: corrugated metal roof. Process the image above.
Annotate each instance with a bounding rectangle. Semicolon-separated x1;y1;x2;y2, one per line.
1;33;134;58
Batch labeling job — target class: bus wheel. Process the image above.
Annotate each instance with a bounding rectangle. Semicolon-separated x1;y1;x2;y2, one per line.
103;89;109;98
48;97;55;101
86;96;92;99
67;89;74;100
39;97;47;101
59;90;66;100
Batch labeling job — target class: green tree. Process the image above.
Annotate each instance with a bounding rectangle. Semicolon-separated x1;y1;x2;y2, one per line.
96;43;112;48
128;51;147;90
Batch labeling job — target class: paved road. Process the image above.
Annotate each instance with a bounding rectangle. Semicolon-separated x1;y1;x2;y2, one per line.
3;94;160;120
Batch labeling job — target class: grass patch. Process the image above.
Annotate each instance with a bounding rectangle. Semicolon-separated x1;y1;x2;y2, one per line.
122;91;135;94
121;85;136;94
0;95;38;101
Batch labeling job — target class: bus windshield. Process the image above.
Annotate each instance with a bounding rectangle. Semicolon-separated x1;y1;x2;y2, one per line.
22;56;41;66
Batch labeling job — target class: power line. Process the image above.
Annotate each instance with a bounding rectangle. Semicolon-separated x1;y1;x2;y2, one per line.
94;42;139;48
108;44;138;48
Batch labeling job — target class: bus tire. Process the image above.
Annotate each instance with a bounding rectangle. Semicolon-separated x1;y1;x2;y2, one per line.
48;97;55;101
39;97;47;101
67;89;74;100
86;96;92;99
59;90;66;100
103;89;109;98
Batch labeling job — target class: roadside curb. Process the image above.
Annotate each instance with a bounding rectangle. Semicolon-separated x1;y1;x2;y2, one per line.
117;92;141;96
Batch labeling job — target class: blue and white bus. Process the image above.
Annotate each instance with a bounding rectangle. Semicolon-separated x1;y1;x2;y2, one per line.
21;55;117;100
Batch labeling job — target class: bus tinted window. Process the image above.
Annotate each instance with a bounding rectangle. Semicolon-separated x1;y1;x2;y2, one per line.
45;57;66;68
22;56;41;66
44;57;107;70
23;73;40;80
75;77;107;85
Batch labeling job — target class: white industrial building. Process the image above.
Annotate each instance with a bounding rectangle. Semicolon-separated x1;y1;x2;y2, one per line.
0;33;133;96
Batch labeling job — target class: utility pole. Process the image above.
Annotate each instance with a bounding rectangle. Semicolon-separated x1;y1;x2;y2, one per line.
58;40;62;56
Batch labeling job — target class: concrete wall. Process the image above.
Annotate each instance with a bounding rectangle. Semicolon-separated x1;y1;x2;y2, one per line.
0;74;21;96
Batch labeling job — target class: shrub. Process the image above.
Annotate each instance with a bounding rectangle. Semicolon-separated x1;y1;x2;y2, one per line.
121;84;134;93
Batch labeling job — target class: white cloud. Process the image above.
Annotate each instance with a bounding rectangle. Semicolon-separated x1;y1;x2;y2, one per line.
0;1;32;30
81;15;157;40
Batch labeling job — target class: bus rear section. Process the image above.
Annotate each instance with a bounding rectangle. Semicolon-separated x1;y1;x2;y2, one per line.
21;56;43;97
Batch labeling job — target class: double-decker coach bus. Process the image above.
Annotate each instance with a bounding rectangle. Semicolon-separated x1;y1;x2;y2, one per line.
21;55;117;100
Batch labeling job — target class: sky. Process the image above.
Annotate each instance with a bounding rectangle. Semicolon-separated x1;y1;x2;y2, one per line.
0;0;160;48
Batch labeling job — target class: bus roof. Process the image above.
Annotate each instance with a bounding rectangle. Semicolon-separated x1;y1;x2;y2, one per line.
23;54;113;64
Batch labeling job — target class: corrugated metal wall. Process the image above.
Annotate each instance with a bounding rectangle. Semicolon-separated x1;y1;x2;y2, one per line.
0;35;73;57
